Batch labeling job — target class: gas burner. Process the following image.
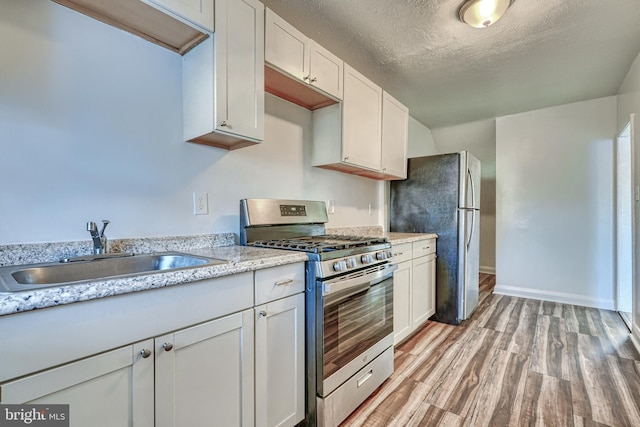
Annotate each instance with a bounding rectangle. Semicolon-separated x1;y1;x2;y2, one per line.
251;234;388;254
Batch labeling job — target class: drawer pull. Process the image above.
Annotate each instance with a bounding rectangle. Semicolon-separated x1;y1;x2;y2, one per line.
395;252;404;256
275;279;294;286
162;343;173;352
259;310;267;317
140;349;152;359
357;369;374;388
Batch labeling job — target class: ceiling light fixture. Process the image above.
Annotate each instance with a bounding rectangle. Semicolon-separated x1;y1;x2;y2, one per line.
458;0;513;28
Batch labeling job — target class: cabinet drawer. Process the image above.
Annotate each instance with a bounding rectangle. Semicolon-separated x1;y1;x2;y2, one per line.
255;263;305;305
391;242;412;264
413;239;436;257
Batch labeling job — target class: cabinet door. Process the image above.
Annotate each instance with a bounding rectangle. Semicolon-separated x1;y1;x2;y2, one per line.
255;293;305;427
214;0;264;141
144;0;215;31
0;340;154;427
342;64;382;171
411;254;429;329
309;41;343;100
155;310;255;427
412;254;436;329
427;253;436;317
265;7;310;81
381;91;409;179
393;260;412;345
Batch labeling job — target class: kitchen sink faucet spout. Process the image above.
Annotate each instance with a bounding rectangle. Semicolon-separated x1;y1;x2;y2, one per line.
87;220;110;254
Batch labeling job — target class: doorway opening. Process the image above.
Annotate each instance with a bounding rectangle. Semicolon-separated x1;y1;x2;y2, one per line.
616;121;633;330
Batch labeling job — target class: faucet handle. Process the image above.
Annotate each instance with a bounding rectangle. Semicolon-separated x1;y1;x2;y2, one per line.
87;221;98;233
100;220;110;236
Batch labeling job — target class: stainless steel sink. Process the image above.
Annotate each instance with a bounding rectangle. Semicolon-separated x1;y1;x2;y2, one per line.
0;252;228;292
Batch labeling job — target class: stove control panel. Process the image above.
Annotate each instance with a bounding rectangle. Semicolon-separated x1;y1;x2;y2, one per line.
318;246;393;278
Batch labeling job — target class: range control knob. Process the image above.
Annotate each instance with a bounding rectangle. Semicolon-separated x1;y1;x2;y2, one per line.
386;249;394;259
346;258;357;269
333;260;347;272
361;254;373;264
376;251;387;261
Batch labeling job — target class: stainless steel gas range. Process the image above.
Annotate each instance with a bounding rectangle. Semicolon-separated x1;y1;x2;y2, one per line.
240;199;396;427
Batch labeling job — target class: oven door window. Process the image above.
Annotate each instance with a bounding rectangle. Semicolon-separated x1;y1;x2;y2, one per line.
322;275;393;380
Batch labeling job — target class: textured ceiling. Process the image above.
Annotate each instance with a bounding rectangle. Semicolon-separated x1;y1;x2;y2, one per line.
261;0;640;129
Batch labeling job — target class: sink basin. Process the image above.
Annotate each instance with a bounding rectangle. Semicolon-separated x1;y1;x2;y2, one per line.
0;252;228;292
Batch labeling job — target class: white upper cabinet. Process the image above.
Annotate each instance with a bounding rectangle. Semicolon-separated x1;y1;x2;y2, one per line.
311;73;410;180
265;8;343;110
381;91;409;179
312;64;385;176
144;0;214;32
52;0;212;54
183;0;265;150
342;64;383;171
265;9;310;83
308;41;344;101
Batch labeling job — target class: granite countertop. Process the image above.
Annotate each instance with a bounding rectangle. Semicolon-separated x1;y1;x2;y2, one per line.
0;238;307;317
383;232;438;245
326;226;437;245
0;229;437;316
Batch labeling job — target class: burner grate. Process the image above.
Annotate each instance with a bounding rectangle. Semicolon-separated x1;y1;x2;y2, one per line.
251;235;388;254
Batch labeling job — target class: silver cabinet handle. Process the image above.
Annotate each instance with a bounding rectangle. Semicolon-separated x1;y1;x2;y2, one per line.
275;279;294;286
303;75;311;81
140;349;152;358
309;77;317;83
162;342;173;352
395;252;404;256
259;310;267;317
219;121;228;127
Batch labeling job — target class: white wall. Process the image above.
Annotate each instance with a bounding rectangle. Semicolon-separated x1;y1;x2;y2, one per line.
617;50;640;349
430;120;497;273
407;116;438;158
495;96;617;309
0;0;382;245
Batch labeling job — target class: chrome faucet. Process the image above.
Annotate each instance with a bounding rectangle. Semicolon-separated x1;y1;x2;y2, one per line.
87;220;110;254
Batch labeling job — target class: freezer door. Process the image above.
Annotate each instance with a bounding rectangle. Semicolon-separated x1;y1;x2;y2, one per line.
458;208;480;320
459;151;481;209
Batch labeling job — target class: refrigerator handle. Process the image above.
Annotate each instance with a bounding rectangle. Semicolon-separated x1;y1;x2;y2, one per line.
468;168;476;208
467;208;475;251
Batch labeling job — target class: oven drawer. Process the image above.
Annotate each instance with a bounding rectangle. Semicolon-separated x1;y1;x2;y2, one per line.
255;263;305;305
413;238;436;257
321;345;394;427
391;242;412;264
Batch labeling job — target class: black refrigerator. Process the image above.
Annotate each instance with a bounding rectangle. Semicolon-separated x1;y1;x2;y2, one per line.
390;151;481;325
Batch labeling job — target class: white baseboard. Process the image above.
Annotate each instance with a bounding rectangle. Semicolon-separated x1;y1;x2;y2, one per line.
480;265;495;274
632;324;640;355
494;284;615;310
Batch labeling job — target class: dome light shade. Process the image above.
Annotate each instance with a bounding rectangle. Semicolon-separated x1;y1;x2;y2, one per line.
458;0;513;28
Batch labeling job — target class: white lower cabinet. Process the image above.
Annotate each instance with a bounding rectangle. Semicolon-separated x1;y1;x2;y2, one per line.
0;340;155;427
392;238;437;345
0;262;306;427
255;293;305;427
155;310;255;427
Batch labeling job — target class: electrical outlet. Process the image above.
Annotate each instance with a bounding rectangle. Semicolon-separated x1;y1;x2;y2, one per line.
193;192;208;215
328;200;335;214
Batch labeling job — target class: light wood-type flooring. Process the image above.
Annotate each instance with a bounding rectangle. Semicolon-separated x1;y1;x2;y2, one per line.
341;274;640;427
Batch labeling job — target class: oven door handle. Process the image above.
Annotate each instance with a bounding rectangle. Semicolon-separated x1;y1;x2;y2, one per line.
323;264;397;297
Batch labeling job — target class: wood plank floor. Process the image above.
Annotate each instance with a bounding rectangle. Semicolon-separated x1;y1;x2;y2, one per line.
341;274;640;427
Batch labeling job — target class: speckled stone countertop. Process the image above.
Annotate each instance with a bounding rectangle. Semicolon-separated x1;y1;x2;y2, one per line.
0;234;307;316
326;226;437;245
383;232;438;244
